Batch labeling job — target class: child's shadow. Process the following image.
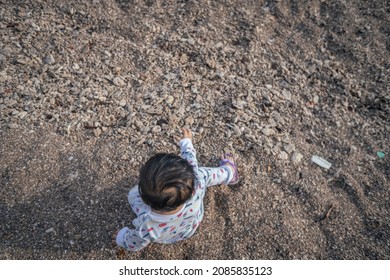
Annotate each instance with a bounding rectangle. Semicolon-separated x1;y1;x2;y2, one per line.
0;175;137;259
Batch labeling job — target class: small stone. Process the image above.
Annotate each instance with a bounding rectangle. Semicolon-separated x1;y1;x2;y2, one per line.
134;120;143;129
193;103;202;109
265;84;273;89
8;123;19;129
278;151;289;160
113;77;125;87
72;63;80;70
0;72;10;83
268;118;277;127
119;99;126;107
233;124;242;136
313;95;319;104
176;107;185;116
147;106;163;115
0;54;6;63
215;42;224;48
206;58;216;69
43;54;55;65
180;53;188;64
169;114;180;126
191;85;198;94
46;227;55;233
112;67;121;74
166;95;175;105
282;90;292;100
16;56;31;65
261;128;275;136
185;116;194;126
281;136;291;144
292;152;304;164
7;100;17;107
152;125;161;133
187;37;195;45
18;111;28;119
232;100;247;110
94;127;102;137
365;154;376;161
284;143;295;154
164;72;177;80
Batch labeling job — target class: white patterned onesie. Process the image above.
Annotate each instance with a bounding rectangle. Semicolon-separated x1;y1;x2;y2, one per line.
116;138;235;251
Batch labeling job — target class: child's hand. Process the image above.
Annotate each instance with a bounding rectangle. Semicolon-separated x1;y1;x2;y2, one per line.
182;128;193;140
174;128;193;143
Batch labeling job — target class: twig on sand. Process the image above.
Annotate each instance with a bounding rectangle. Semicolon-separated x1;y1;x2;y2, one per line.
325;204;334;219
319;204;334;222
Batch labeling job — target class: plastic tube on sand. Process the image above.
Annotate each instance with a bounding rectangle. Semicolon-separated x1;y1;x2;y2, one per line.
311;155;332;169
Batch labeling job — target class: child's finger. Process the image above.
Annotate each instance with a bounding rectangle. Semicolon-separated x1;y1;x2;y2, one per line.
173;135;180;143
183;128;191;137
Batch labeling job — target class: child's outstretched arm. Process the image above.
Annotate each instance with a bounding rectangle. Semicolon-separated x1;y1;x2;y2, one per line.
115;227;150;252
174;128;198;174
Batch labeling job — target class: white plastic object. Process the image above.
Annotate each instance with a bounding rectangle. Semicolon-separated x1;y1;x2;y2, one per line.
311;155;332;169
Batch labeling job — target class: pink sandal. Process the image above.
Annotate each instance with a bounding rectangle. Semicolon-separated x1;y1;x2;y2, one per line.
220;154;239;185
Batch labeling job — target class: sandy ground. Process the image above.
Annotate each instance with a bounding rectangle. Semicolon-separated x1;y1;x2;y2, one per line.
0;0;389;259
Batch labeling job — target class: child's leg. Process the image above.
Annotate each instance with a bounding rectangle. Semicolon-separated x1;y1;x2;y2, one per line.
198;165;234;187
127;185;146;216
219;153;239;185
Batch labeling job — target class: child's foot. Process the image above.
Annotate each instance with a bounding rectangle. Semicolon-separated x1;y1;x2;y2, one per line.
220;153;239;185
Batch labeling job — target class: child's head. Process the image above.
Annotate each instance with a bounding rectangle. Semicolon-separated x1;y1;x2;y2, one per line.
138;153;195;212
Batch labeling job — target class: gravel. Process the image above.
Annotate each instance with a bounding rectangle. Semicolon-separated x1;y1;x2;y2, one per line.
0;0;389;260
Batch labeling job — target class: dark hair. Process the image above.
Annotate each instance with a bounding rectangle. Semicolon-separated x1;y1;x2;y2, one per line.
138;153;195;211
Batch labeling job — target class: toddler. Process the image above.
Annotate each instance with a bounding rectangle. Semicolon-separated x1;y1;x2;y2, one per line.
115;128;239;251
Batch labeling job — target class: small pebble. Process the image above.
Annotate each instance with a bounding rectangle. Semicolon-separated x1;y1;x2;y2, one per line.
45;227;55;233
279;151;289;160
119;99;126;107
113;77;125;87
43;54;55;65
152;125;161;133
94;127;102;137
185;116;195;126
292;152;304;164
166;95;175;105
261;128;275;136
282;90;292;100
284;144;295;154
